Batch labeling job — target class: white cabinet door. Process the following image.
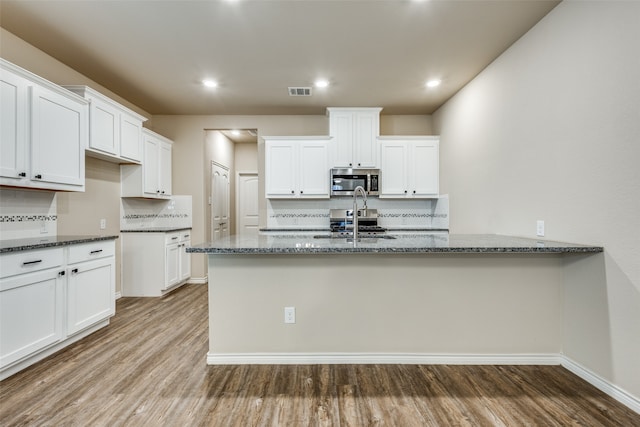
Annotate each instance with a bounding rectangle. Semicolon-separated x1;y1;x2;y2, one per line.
265;138;330;199
159;140;172;196
30;85;86;189
380;142;409;197
354;111;378;168
0;69;28;183
412;141;439;197
66;257;115;336
265;140;297;197
121;129;172;199
329;111;354;168
143;134;160;196
328;108;381;168
179;236;191;282
120;112;143;162
0;268;65;369
165;243;180;289
380;138;439;198
299;141;329;197
88;95;118;156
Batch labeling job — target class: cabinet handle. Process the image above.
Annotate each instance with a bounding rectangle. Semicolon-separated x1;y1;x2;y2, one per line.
22;260;42;266
172;236;178;240
34;174;42;179
18;172;26;177
183;235;190;238
58;270;66;277
90;249;103;255
71;268;79;274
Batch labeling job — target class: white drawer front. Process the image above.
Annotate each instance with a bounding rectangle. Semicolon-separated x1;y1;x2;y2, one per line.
0;248;64;279
179;231;191;242
67;241;115;265
165;232;181;245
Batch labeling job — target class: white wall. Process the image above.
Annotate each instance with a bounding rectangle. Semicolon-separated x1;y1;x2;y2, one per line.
433;0;640;400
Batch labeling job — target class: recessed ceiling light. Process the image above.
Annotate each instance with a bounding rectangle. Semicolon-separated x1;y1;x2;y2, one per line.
314;79;329;88
426;79;441;88
202;79;218;88
230;130;241;136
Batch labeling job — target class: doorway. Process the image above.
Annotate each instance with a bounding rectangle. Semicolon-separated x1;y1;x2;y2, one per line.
211;162;230;241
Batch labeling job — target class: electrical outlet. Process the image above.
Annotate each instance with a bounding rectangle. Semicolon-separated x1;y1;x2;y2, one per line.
536;220;545;237
40;221;48;234
100;219;106;230
284;307;296;324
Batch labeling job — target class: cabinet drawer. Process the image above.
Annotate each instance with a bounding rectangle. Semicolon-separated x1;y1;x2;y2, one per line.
67;241;115;265
165;232;182;245
179;231;191;242
0;248;64;279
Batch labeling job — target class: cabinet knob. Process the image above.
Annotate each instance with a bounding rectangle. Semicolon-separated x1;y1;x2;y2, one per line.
404;190;408;194
358;163;361;167
34;174;42;179
161;191;165;194
291;190;295;194
300;191;303;194
58;270;66;277
349;163;353;167
71;268;79;274
413;190;416;194
18;172;26;177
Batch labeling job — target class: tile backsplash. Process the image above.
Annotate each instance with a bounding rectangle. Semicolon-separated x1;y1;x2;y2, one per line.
0;189;57;239
266;195;449;230
121;196;192;230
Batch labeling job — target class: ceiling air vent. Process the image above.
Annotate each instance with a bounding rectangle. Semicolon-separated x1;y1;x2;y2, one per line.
288;87;312;96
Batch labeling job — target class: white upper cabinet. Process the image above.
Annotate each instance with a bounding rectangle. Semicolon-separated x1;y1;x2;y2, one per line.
63;86;147;164
264;137;330;199
379;137;439;198
1;59;88;192
121;128;172;199
328;107;382;168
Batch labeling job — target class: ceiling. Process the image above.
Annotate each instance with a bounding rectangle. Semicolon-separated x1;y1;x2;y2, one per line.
0;0;560;116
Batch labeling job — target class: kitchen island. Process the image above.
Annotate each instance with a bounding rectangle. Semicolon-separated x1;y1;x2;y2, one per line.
188;233;603;365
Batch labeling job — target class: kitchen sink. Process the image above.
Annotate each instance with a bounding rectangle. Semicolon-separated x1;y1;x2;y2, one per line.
313;235;396;240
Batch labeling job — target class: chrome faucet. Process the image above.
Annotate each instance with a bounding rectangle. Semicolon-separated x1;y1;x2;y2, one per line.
352;185;367;241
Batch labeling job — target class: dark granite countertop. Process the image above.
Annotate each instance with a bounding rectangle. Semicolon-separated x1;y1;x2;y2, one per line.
187;233;603;255
121;228;192;233
1;235;119;253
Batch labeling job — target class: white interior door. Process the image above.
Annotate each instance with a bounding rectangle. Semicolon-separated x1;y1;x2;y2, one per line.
236;172;259;237
211;162;230;241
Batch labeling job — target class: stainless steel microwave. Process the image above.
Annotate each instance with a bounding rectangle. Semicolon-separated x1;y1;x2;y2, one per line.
330;168;380;196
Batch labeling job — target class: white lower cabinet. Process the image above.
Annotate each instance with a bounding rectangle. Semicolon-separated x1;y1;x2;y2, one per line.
66;242;116;336
122;230;191;297
0;239;116;379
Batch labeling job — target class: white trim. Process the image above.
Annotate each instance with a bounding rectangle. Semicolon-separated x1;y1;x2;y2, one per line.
206;352;562;366
561;355;640;414
115;291;122;300
186;276;208;285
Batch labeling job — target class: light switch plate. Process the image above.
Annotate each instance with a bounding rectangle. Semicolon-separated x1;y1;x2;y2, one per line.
536;220;545;237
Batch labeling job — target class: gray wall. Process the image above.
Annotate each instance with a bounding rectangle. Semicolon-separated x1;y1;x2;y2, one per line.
433;0;640;400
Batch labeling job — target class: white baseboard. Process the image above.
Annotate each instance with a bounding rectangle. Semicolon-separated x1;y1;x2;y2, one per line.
205;352;639;414
115;291;122;300
186;276;207;285
561;355;640;414
206;352;562;366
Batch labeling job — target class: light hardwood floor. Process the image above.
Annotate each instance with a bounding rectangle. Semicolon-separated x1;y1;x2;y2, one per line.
1;284;638;426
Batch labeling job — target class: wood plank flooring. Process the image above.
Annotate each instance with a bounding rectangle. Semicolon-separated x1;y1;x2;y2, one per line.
1;284;638;426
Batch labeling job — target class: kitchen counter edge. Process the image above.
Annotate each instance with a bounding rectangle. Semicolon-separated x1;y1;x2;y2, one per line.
1;235;119;253
187;234;603;255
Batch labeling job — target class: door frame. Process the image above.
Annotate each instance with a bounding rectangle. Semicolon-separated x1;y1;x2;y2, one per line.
210;161;230;241
235;171;259;236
